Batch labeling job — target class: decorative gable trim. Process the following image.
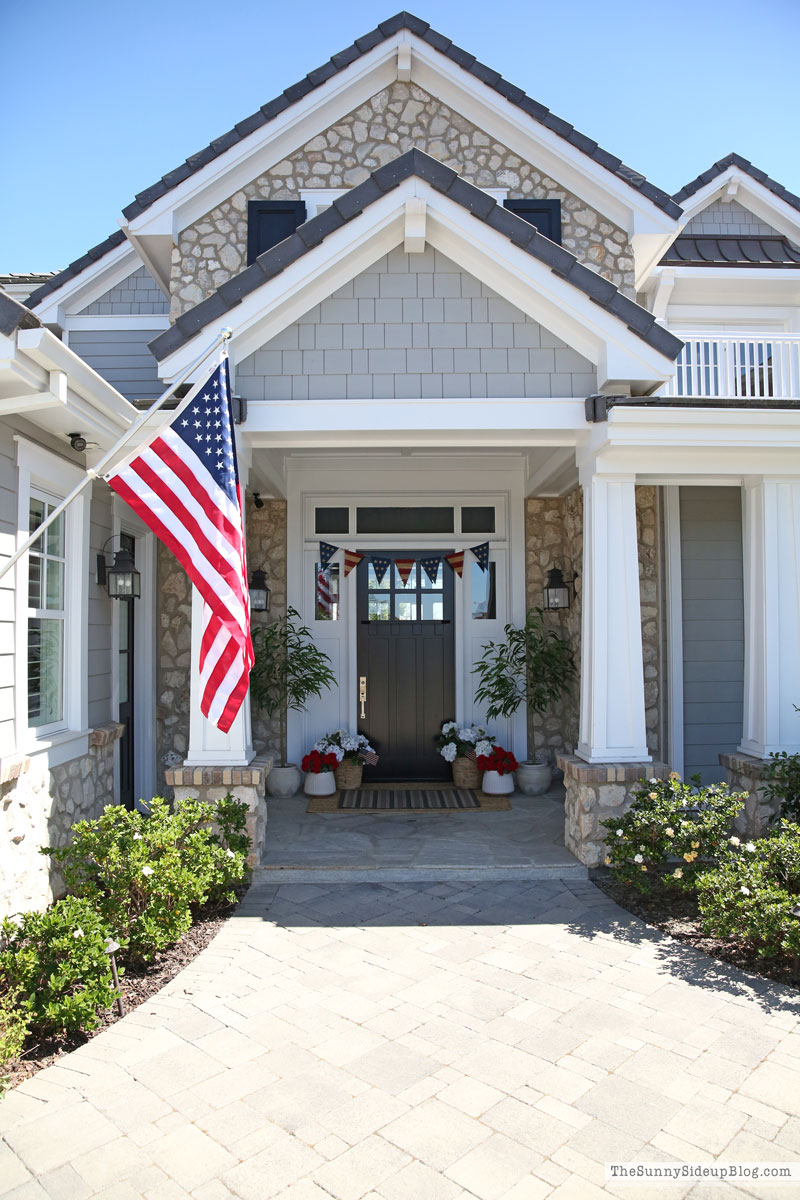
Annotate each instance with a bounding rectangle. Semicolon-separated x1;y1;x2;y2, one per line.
150;151;682;393
672;155;800;249
121;12;681;228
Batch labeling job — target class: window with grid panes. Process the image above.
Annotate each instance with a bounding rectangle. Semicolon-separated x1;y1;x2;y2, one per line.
367;559;445;622
27;494;66;727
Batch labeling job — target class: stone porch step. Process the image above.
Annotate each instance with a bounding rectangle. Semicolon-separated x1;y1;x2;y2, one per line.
254;862;587;884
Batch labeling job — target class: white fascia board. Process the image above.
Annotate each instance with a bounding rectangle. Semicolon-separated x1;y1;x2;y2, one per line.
158;177;676;389
16;327;136;431
242;395;585;440
126;43;397;240
579;404;800;480
652;265;800;310
30;242;142;326
63;314;170;332
677;167;800;245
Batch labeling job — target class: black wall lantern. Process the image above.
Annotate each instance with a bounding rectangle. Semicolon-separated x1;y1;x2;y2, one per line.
543;566;574;611
249;568;271;613
97;538;141;600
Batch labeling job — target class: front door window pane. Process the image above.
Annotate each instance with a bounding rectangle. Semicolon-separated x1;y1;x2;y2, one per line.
368;564;390;590
421;593;443;620
395;563;417;591
420;563;442;589
395;596;417;620
369;595;390;621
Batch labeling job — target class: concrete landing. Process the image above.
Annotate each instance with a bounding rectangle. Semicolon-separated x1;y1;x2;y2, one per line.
255;787;586;883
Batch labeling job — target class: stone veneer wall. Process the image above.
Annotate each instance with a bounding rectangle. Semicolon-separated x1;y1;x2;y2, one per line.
170;82;635;318
720;752;782;837
524;486;663;765
247;500;287;759
0;724;122;918
155;498;287;789
524;492;582;762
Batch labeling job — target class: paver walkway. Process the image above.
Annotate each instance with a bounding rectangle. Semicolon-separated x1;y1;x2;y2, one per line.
2;879;800;1199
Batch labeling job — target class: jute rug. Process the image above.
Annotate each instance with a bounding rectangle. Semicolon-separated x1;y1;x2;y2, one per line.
306;783;511;814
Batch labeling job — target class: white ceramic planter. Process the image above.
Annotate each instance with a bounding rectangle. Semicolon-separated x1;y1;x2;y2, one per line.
515;761;553;795
481;769;515;795
304;771;336;797
266;764;302;798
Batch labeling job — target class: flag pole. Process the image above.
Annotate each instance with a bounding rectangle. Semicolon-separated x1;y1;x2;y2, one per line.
0;327;233;584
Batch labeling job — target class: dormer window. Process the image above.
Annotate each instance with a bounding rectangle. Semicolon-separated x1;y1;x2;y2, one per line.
247;200;307;264
503;198;562;245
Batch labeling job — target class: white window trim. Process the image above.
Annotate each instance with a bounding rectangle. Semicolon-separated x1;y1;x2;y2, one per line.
14;437;90;766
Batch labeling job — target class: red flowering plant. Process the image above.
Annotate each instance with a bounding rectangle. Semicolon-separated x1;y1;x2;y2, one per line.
301;749;339;774
477;745;518;776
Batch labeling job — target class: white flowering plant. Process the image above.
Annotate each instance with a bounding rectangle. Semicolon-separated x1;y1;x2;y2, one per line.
436;721;494;763
601;773;746;894
314;730;376;765
696;822;800;960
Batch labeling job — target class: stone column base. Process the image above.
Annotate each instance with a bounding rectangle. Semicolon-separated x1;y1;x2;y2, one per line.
557;755;669;867
719;752;779;836
165;757;272;869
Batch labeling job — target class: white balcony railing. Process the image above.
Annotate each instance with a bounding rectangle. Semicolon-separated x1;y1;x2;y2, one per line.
663;332;800;400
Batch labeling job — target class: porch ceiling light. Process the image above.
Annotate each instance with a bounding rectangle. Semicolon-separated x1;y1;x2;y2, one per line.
249;568;271;613
543;567;572;611
96;540;141;601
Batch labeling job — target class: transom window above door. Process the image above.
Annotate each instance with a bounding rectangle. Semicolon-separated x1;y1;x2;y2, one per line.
312;504;499;537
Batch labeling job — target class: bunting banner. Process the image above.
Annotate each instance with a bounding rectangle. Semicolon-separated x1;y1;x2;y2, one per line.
371;556;391;586
395;557;415;586
319;540;338;568
471;541;490;571
445;551;465;578
343;549;363;577
420;556;442;586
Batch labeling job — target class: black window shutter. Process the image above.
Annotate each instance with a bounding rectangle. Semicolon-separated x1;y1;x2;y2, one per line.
247;200;307;264
503;198;562;245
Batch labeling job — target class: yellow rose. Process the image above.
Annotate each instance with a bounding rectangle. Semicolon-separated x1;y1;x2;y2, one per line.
691;841;700;849
669;771;680;780
649;792;658;799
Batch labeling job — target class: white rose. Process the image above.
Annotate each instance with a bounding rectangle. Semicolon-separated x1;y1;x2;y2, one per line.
616;830;623;838
740;886;750;895
141;865;154;877
634;854;643;864
729;836;740;846
72;928;84;939
745;842;756;852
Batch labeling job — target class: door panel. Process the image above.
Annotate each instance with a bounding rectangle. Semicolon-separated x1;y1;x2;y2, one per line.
357;551;454;781
118;533;135;810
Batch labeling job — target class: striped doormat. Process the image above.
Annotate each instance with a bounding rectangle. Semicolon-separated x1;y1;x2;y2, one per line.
306;784;511;813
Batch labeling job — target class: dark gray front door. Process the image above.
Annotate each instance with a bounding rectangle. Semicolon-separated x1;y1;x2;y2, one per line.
356;551;455;781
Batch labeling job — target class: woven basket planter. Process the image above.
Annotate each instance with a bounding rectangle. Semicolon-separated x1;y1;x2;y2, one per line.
452;756;481;789
334;759;363;790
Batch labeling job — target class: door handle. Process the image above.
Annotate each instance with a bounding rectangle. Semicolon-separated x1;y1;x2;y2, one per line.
359;676;367;720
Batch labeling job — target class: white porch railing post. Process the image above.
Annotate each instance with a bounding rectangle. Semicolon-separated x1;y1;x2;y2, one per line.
740;478;800;758
576;473;650;763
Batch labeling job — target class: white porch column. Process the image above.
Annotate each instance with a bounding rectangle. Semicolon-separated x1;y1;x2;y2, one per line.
740;478;800;757
577;473;650;763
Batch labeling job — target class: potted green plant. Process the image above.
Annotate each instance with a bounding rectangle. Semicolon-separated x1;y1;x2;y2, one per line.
250;607;336;797
473;608;575;795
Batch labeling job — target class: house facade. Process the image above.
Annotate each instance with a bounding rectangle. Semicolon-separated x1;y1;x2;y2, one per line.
3;12;800;912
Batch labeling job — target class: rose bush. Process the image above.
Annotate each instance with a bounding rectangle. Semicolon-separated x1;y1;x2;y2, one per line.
601;773;745;893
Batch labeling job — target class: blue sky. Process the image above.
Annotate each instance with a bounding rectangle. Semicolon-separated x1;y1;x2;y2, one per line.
3;0;798;273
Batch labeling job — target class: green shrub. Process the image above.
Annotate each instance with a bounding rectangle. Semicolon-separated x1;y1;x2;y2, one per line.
602;773;746;893
763;752;800;822
0;897;118;1035
0;980;29;1095
45;794;249;964
697;823;800;960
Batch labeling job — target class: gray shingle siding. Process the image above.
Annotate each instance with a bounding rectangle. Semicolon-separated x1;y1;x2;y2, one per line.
236;248;596;401
67;329;164;402
79;266;168;316
680;486;745;784
683;199;785;239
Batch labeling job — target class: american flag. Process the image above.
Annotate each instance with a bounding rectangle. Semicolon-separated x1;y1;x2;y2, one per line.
106;356;253;732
